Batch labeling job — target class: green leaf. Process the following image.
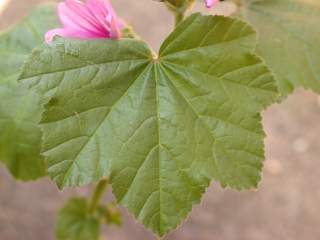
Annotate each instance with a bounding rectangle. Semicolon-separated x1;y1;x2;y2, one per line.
20;14;278;236
0;4;58;180
238;0;320;95
56;198;100;240
97;203;122;226
0;3;58;82
0;84;45;180
20;38;153;187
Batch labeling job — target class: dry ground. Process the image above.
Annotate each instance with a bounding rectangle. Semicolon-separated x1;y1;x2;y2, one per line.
1;1;320;240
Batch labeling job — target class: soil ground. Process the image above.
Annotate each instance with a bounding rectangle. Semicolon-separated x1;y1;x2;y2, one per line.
1;1;320;240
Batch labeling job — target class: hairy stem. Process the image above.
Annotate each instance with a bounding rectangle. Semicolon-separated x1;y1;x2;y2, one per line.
89;178;109;214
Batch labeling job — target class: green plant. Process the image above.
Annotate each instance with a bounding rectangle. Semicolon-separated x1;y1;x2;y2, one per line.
0;0;319;239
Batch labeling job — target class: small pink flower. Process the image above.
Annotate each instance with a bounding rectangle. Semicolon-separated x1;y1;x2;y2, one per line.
205;0;219;8
45;0;124;43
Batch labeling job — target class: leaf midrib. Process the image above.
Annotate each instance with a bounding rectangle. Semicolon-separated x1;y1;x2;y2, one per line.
157;62;223;185
160;15;255;58
21;58;149;80
159;61;265;137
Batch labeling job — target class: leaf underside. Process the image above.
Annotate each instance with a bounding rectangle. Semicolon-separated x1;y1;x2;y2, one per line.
20;13;278;236
0;4;58;180
239;0;320;95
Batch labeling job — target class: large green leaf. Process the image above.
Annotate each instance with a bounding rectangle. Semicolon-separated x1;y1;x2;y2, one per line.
0;84;45;180
238;0;320;95
56;198;100;240
20;14;278;236
0;4;58;180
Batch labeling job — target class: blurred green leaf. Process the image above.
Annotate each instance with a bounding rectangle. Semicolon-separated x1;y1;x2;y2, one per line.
97;202;122;226
238;0;320;95
56;198;100;240
20;14;278;236
0;4;58;180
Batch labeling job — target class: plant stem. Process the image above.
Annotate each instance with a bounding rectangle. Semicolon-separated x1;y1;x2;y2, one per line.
89;178;109;214
233;0;242;7
174;10;184;27
164;1;188;27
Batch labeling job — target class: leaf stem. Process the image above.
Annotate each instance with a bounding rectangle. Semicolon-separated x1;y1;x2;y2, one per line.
174;10;184;27
164;1;192;27
89;178;109;214
233;0;242;7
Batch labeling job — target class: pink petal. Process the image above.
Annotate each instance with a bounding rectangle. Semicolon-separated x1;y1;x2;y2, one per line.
45;0;124;42
205;0;219;8
109;15;121;39
66;0;106;32
45;28;64;43
86;0;124;33
59;0;107;35
45;27;107;43
86;0;110;31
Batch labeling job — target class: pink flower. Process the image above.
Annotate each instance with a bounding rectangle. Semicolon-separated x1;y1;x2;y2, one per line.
45;0;124;43
205;0;219;8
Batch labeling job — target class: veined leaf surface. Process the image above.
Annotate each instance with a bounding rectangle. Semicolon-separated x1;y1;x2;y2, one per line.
20;14;278;236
